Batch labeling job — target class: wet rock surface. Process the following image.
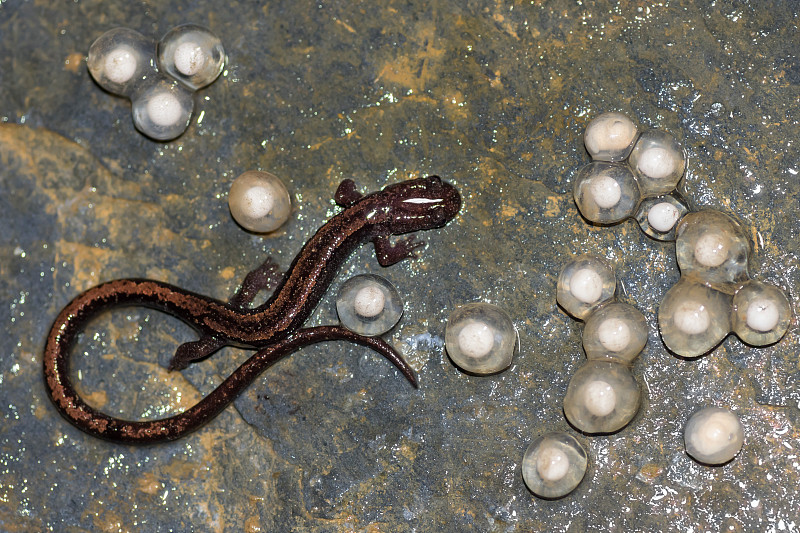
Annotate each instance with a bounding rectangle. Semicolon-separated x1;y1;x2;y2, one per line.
1;1;799;531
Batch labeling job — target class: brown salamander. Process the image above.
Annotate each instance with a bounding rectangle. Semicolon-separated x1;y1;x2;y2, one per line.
43;176;461;443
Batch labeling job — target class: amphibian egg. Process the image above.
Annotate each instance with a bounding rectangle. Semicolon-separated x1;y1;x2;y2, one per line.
557;256;616;320
573;162;641;224
628;130;686;195
583;112;639;162
658;278;732;357
684;406;744;465
131;78;194;141
336;274;403;336
157;24;225;90
445;303;516;374
582;302;647;364
563;361;641;434
522;433;588;499
732;280;792;346
87;27;153;97
675;211;750;284
228;171;292;233
634;193;689;241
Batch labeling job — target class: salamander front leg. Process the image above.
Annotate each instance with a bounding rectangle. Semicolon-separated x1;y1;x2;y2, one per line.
169;258;283;371
373;234;425;267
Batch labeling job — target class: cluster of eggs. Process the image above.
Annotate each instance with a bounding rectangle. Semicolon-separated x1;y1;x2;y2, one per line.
659;210;791;357
88;25;225;140
575;112;689;240
556;256;645;435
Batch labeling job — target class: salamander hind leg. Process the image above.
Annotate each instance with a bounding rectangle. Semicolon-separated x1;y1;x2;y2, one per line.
170;258;283;371
229;257;283;309
373;234;425;267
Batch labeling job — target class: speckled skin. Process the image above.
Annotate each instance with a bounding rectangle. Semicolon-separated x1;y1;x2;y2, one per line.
43;176;461;443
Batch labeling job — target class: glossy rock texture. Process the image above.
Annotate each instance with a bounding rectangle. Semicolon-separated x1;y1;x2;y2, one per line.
4;1;800;531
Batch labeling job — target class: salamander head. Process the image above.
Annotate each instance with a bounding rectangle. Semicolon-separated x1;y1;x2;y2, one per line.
379;175;461;234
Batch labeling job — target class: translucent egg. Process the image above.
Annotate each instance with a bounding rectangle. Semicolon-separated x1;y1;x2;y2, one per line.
675;211;750;285
563;361;641;434
157;24;225;90
732;281;792;346
228;171;292;233
628;130;686;196
445;303;516;374
573;162;641;224
634;193;690;241
557;256;616;320
87;27;154;97
336;274;404;336
583;112;639;162
684;406;744;465
582;302;648;364
131;78;195;141
521;433;588;499
658;278;732;357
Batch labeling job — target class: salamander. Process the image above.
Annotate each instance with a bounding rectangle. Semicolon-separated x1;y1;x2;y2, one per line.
43;176;461;444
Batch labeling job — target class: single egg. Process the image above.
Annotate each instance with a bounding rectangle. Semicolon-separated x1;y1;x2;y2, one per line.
87;27;153;97
658;278;732;357
573;162;641;225
693;233;729;268
583;302;647;364
228;171;292;233
583;112;639;162
336;274;404;336
732;280;792;346
628;129;686;196
157;24;225;90
648;202;681;233
563;360;641;434
522;433;588;499
445;303;516;374
684;406;744;465
557;256;616;320
634;193;690;242
675;210;750;284
131;78;194;141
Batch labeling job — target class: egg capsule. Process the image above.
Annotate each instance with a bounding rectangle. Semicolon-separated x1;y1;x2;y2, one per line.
522;433;588;499
157;24;225;90
557;256;616;320
131;77;195;141
87;27;154;97
228;171;292;233
675;210;750;285
732;281;791;346
628;130;686;196
573;162;641;225
563;361;641;434
445;303;516;374
583;112;639;162
684;406;744;465
634;192;690;241
582;302;648;365
336;274;404;336
658;277;732;357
